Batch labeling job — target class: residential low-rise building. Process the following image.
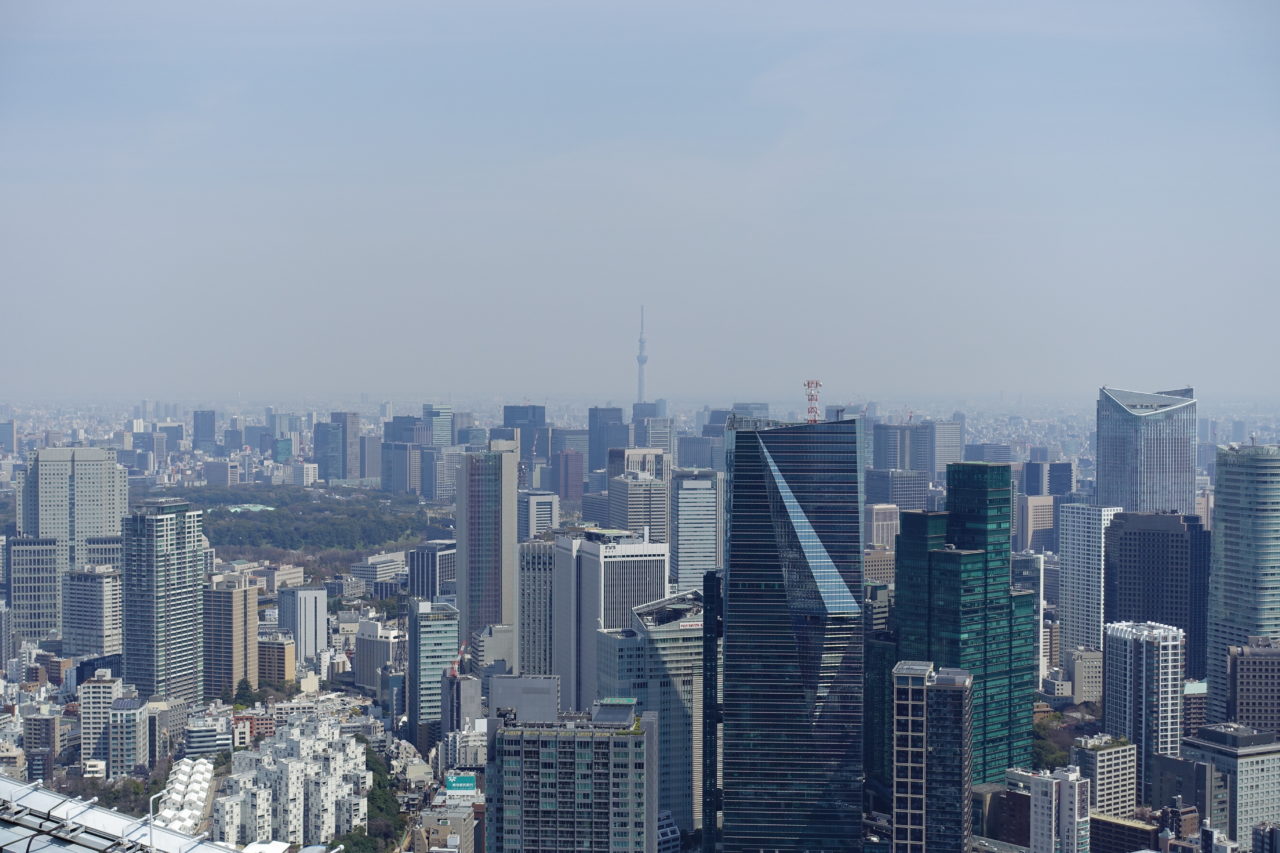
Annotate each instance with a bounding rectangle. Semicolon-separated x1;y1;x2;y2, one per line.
213;715;370;847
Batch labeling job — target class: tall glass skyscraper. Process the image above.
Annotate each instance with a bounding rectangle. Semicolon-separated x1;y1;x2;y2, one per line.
1207;445;1280;722
896;463;1037;784
456;445;518;643
720;419;863;852
1095;387;1197;515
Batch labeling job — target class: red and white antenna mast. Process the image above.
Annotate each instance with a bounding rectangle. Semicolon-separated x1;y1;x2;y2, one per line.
804;379;823;424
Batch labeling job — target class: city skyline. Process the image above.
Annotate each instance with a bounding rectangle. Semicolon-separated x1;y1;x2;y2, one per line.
2;2;1279;850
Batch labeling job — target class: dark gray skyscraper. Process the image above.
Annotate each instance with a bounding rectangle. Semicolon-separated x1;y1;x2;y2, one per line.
503;404;546;460
720;419;863;852
588;406;628;472
1095;387;1196;515
456;445;518;642
330;411;361;480
312;421;344;481
192;409;216;453
1104;512;1210;679
123;499;204;704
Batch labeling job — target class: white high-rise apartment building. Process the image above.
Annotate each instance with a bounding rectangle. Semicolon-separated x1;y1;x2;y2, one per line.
517;540;555;676
1059;504;1122;666
668;469;724;593
552;529;668;710
123;499;204;704
1006;766;1091;853
1104;621;1185;804
1208;445;1280;723
108;697;149;778
79;669;124;775
598;590;705;832
11;448;127;639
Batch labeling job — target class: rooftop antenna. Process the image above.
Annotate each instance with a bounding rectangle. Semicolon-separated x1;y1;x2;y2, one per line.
804;379;822;424
636;305;648;405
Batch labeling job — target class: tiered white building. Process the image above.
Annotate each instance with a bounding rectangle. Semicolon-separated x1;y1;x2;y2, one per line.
152;757;214;836
213;715;369;846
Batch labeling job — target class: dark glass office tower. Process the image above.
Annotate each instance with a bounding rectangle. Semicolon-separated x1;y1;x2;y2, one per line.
503;404;547;460
863;631;899;812
313;421;344;481
721;420;863;852
330;411;361;480
588;406;629;472
192;409;216;453
896;462;1036;785
1104;512;1211;679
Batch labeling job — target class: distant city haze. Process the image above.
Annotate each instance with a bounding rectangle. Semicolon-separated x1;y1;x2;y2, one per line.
2;2;1276;401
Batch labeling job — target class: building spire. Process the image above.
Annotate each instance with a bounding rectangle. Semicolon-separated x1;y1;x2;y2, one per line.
636;305;648;405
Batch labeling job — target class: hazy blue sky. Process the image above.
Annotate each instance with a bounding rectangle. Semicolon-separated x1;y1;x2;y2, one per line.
2;2;1277;406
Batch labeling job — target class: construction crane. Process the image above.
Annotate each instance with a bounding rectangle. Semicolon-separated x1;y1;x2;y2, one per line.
804;379;823;424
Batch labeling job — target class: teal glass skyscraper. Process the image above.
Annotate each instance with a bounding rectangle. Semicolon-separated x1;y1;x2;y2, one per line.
895;462;1037;784
720;419;863;852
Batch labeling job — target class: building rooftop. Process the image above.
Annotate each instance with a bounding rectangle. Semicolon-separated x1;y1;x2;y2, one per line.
633;590;703;628
1074;733;1132;752
893;661;935;679
1188;723;1280;751
1100;387;1196;415
591;698;639;727
0;776;236;853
